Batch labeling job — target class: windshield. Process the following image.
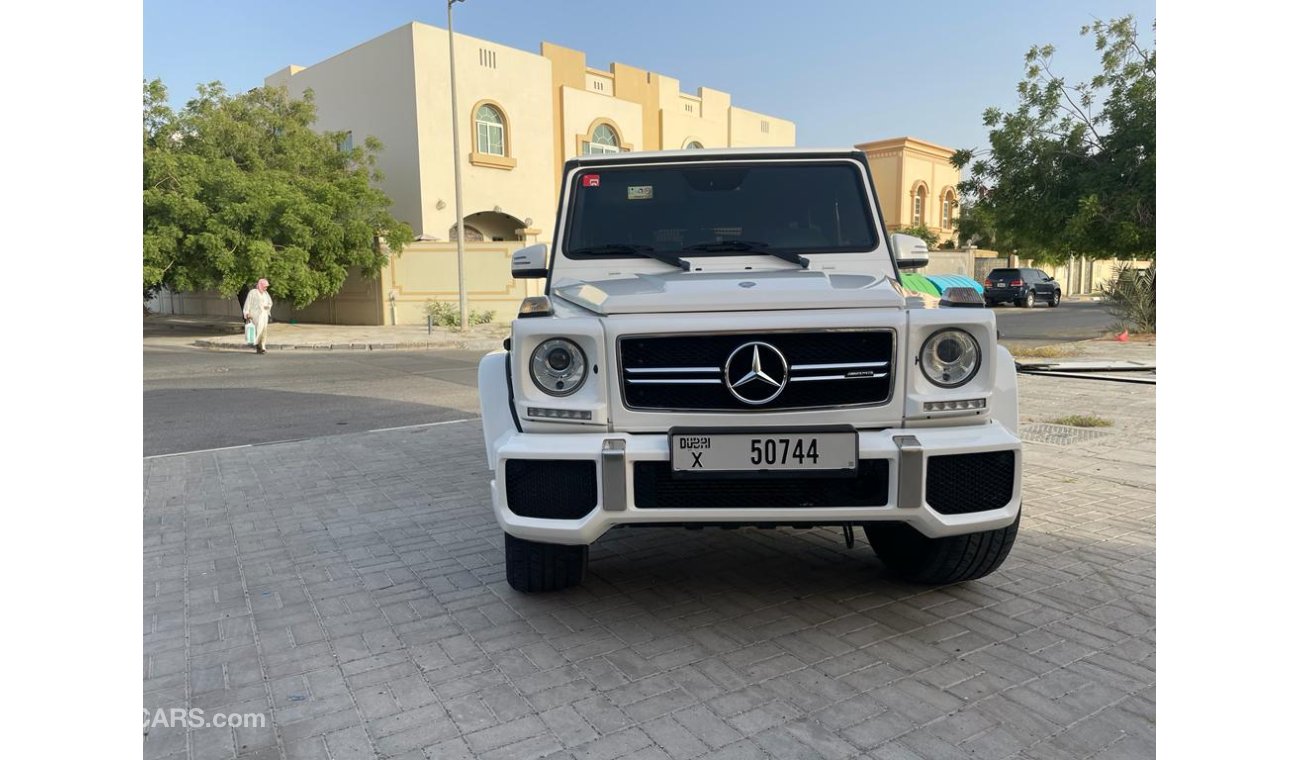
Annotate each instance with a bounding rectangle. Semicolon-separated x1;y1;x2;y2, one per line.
563;161;879;259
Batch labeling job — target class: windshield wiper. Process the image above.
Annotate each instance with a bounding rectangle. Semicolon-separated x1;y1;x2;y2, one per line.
567;243;691;271
683;240;810;269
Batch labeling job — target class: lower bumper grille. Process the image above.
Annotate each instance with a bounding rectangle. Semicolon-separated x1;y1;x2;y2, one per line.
633;460;890;509
505;459;597;519
925;450;1016;514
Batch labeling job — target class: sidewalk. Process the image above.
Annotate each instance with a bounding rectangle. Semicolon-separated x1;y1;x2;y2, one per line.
149;313;1153;366
146;314;509;352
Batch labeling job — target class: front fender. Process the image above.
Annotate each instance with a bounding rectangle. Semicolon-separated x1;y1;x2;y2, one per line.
991;345;1019;434
478;351;517;470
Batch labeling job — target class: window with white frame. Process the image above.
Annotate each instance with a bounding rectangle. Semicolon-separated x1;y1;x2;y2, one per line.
941;192;955;229
475;104;506;156
913;185;927;224
582;124;621;155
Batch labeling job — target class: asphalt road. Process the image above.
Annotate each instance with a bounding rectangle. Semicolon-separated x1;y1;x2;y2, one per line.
990;300;1115;344
144;302;1112;456
144;333;485;456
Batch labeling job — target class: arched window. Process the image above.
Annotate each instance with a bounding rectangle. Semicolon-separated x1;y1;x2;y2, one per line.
941;190;956;229
448;224;484;242
685;140;704;150
583;123;621;155
475;104;505;156
912;185;928;225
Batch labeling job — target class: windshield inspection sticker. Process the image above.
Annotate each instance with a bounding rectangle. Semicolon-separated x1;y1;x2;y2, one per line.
581;174;600;188
627;185;654;200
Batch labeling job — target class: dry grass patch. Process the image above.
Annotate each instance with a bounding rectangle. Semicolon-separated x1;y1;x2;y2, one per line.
1048;414;1113;428
1010;344;1079;359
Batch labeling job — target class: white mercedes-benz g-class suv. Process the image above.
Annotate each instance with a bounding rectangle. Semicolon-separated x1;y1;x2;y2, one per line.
478;148;1022;592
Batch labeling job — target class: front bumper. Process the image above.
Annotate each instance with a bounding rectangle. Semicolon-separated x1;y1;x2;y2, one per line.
984;287;1028;302
491;423;1022;544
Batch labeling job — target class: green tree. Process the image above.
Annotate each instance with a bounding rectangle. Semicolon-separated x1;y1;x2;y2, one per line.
897;224;938;249
143;80;413;307
954;202;999;249
952;16;1154;263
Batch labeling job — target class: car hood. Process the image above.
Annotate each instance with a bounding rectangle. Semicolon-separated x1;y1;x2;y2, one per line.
551;269;904;315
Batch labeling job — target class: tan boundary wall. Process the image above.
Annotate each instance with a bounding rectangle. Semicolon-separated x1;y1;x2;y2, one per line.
1019;257;1152;295
149;241;539;326
380;240;539;325
917;248;1003;279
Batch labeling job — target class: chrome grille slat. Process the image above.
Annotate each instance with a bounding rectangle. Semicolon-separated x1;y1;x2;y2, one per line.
789;361;888;370
624;366;720;374
626;378;723;385
789;373;889;382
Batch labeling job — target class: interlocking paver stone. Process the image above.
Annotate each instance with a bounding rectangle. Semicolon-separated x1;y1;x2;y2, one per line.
144;374;1155;758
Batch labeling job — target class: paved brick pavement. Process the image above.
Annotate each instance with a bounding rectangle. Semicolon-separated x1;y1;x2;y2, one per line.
144;375;1155;759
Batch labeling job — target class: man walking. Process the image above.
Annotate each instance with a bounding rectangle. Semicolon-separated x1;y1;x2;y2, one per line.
242;278;273;354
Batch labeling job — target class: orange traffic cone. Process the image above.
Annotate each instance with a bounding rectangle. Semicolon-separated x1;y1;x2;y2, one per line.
1117;329;1130;342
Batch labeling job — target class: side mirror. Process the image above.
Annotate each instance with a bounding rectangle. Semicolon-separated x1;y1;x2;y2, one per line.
511;243;548;279
891;233;930;270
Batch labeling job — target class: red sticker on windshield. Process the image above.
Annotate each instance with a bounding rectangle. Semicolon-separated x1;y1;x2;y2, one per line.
581;174;600;188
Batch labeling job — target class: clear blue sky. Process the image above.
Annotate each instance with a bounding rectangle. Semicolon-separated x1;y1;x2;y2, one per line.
145;0;1154;153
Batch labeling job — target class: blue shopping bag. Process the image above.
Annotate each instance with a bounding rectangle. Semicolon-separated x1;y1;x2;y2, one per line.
244;321;257;345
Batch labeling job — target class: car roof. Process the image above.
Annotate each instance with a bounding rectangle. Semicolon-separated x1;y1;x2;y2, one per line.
565;147;865;168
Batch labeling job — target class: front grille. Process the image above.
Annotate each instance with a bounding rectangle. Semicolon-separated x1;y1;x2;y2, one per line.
633;460;890;509
620;330;894;411
504;459;598;519
925;450;1016;514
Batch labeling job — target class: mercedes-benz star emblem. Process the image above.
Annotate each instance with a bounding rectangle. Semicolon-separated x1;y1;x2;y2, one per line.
724;342;789;405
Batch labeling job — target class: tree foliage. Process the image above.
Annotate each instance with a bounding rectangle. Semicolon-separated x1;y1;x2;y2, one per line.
897;224;939;249
952;16;1154;263
143;80;413;307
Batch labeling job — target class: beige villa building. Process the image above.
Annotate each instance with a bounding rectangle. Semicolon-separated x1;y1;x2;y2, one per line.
265;21;795;248
153;21;797;324
858;136;962;248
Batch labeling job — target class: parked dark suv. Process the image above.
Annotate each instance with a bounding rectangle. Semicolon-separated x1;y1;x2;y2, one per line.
983;268;1061;308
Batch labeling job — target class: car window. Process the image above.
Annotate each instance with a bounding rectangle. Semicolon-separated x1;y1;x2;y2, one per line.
989;269;1018;279
564;161;878;257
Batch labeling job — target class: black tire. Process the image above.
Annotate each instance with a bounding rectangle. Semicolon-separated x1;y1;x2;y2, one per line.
865;512;1020;585
984;298;996;308
1020;291;1035;308
1049;290;1061;307
504;533;588;592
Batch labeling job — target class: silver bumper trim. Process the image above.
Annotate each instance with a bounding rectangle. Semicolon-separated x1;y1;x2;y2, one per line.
601;439;627;512
894;434;924;508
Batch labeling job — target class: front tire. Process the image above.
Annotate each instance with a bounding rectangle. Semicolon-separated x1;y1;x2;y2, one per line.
1049;290;1061;307
865;512;1019;584
504;533;588;592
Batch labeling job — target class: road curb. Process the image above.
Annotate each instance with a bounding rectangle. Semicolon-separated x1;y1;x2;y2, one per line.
193;338;504;352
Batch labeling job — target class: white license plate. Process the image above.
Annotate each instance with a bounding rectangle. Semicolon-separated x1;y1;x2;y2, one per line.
671;431;857;472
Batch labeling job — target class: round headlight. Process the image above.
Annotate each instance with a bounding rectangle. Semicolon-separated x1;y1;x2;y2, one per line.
530;338;587;396
919;329;981;388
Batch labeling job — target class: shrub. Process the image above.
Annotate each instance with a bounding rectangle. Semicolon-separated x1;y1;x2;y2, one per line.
424;301;497;328
424;300;460;327
897;224;938;249
1100;263;1156;333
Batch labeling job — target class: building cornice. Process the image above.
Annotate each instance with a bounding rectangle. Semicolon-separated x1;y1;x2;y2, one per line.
856;136;956;161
